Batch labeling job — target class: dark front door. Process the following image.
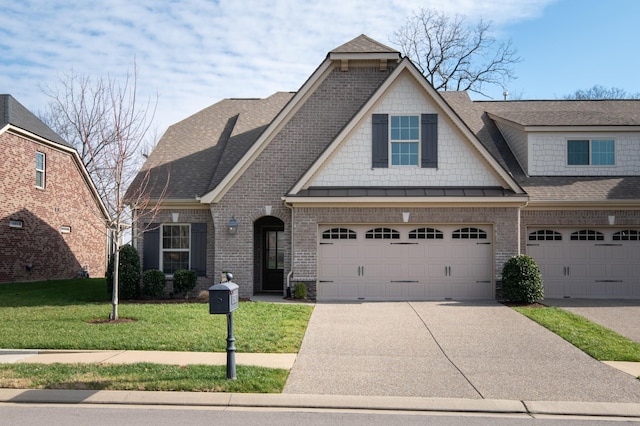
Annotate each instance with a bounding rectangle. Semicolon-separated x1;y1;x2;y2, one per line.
263;229;284;291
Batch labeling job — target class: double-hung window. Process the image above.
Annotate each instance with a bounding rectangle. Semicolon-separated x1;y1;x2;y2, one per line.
161;224;190;274
35;152;45;188
567;139;614;165
390;115;419;166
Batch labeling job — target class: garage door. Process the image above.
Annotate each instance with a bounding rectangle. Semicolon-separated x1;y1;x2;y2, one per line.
527;228;640;299
317;225;493;301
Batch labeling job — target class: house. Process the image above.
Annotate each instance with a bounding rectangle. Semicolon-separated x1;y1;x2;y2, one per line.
128;35;640;301
0;95;109;282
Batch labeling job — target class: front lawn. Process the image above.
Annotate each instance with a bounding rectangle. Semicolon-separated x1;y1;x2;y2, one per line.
514;306;640;362
0;279;313;353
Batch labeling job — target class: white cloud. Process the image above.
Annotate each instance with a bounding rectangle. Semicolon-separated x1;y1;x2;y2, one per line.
0;0;555;132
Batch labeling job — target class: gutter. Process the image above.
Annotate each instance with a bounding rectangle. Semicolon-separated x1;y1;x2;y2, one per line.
284;200;294;297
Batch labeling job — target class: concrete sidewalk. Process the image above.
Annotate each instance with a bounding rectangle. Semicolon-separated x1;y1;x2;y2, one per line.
0;349;296;370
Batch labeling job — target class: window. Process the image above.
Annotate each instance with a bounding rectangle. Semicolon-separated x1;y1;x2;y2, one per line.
409;228;443;239
35;152;45;188
9;220;23;229
390;115;419;166
162;224;190;274
365;227;400;239
570;230;604;241
266;230;285;269
613;230;640;241
322;228;357;240
567;139;614;166
528;230;562;241
452;227;487;239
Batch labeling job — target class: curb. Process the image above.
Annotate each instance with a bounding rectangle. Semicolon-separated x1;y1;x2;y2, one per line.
2;389;640;418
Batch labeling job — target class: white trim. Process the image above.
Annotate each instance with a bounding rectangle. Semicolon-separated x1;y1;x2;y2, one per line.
283;195;529;208
160;223;191;274
288;60;524;195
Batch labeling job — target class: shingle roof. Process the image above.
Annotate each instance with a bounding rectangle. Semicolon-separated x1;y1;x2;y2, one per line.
0;94;70;147
129;92;294;200
441;92;640;202
330;34;399;54
294;187;519;198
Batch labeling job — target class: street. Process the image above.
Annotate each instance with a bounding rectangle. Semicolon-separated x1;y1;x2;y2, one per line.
1;404;637;425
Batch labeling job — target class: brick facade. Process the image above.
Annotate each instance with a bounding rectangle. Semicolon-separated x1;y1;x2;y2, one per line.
0;131;107;282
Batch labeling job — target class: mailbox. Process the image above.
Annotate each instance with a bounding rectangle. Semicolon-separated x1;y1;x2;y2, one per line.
209;281;239;314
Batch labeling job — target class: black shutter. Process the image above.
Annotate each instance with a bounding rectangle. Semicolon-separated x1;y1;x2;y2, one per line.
372;114;389;168
421;114;438;168
143;223;160;271
190;223;207;277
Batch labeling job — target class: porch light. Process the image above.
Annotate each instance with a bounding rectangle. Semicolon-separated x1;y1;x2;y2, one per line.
227;217;238;234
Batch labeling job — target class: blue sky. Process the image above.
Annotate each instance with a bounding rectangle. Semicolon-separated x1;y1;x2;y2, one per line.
1;0;638;135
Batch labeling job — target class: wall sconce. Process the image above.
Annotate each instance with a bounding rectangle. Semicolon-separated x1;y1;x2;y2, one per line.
227;217;238;234
265;205;272;216
171;212;179;223
402;212;410;223
608;215;615;226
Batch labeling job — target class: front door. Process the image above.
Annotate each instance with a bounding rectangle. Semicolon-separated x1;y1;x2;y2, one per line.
263;229;284;291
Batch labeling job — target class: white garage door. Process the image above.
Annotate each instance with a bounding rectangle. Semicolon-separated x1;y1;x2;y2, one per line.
527;228;640;299
317;225;493;301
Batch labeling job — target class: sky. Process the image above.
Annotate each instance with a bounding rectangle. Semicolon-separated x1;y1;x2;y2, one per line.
2;0;639;136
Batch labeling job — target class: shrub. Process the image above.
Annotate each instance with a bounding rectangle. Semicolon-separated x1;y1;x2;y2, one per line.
173;269;198;298
142;269;166;298
502;255;544;303
293;282;308;300
106;244;141;299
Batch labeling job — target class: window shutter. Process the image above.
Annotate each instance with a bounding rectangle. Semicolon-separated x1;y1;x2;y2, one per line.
190;223;207;277
143;224;160;271
372;114;389;168
421;114;438;168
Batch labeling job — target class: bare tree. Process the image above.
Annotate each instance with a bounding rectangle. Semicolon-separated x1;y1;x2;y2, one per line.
562;85;640;100
391;8;520;97
42;65;167;320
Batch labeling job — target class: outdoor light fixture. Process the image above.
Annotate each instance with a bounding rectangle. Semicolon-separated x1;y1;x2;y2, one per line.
608;215;616;226
227;217;238;234
172;212;179;223
403;212;410;223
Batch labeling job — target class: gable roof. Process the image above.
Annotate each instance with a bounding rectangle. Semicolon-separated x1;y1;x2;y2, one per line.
442;93;640;203
330;34;399;54
129;92;295;200
0;94;70;147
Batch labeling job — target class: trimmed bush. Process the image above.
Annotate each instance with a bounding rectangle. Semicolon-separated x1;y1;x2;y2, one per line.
106;244;141;299
502;255;544;303
173;269;198;298
142;269;166;298
293;282;308;300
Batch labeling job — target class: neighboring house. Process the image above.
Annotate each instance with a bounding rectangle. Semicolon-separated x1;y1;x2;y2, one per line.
128;35;640;301
0;95;109;282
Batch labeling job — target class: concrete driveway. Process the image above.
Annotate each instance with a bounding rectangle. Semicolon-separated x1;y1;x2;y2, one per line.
284;301;640;402
543;299;640;344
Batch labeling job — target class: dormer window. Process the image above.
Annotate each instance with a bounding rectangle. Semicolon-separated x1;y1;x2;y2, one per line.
567;139;615;166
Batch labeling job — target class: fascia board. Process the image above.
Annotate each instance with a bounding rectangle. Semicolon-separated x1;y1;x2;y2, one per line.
5;125;111;222
290;59;524;195
283;195;530;208
329;52;401;61
524;200;640;210
487;113;640;133
198;59;334;205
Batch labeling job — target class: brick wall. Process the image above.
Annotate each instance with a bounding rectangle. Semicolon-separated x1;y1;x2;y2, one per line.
0;131;107;282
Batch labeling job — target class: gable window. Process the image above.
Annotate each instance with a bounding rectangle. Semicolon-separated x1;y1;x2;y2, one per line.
35;152;45;188
567;139;614;166
162;224;190;274
390;115;419;166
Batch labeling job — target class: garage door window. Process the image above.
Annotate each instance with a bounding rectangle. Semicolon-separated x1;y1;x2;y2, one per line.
409;227;443;239
452;227;487;239
322;228;357;240
570;230;604;241
365;228;400;239
613;230;639;241
528;230;562;241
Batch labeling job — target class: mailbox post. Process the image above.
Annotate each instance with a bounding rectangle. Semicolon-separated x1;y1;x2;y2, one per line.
209;277;239;380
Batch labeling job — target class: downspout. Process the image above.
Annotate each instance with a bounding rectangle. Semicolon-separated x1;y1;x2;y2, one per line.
284;200;294;298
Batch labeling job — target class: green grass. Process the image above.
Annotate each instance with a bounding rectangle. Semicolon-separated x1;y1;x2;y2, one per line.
0;279;313;353
514;306;640;362
0;363;288;392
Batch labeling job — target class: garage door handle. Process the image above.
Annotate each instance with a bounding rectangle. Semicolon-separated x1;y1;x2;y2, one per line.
391;280;419;283
319;280;334;283
595;280;623;283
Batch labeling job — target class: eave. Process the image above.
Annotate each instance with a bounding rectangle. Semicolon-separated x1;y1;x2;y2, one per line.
283;195;530;208
524;200;640;210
